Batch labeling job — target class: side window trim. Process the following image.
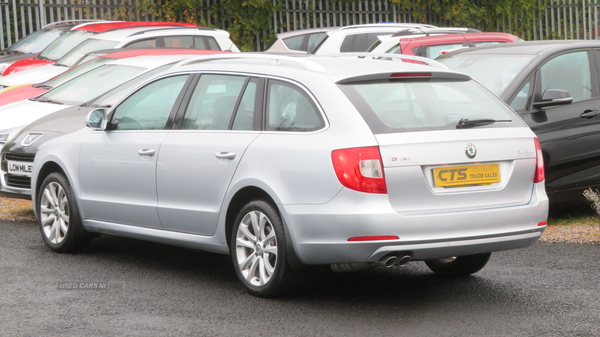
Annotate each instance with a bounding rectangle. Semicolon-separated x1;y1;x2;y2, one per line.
172;73;203;130
225;76;251;129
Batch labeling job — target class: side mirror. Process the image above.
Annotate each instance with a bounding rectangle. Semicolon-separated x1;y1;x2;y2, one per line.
533;89;573;108
85;109;107;130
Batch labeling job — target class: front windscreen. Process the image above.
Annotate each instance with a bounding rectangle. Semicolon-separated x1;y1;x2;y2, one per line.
7;29;65;54
39;31;97;61
39;64;145;104
55;39;119;67
41;56;113;88
339;79;522;134
437;54;535;96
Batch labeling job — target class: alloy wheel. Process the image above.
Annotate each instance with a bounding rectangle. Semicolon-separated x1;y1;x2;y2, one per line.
40;181;70;244
235;210;278;286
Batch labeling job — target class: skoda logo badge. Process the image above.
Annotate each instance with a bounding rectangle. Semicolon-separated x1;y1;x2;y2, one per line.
465;143;477;159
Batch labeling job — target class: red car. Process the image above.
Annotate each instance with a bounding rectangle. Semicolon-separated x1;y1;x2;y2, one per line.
1;21;198;76
398;32;522;59
0;48;226;107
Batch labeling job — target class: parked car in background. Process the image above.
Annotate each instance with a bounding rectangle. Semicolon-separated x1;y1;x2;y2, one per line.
366;27;481;54
265;23;436;54
29;53;547;297
369;32;522;59
0;26;238;90
0;20;199;76
0;49;227;199
0;50;226;147
437;40;600;202
0;48;227;109
0;20;100;74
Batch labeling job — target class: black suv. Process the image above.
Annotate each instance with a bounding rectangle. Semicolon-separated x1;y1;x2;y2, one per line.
438;40;600;202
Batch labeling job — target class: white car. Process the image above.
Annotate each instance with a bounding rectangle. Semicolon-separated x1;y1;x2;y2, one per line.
266;23;436;54
0;52;225;133
30;53;548;297
0;26;239;88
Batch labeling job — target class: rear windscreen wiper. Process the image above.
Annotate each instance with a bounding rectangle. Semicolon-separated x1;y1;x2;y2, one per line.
456;118;511;129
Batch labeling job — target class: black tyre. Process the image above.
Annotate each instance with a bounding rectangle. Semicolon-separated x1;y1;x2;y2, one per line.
424;253;491;277
231;199;297;297
37;172;92;253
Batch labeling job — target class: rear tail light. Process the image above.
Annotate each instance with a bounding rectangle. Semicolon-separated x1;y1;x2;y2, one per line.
331;146;387;194
534;138;545;183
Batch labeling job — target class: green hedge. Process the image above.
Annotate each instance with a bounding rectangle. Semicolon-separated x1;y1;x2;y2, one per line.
111;0;544;51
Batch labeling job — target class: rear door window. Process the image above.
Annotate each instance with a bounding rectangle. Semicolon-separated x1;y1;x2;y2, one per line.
125;39;157;48
341;33;387;52
181;74;256;130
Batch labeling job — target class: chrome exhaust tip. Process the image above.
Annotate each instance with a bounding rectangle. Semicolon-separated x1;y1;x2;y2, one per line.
375;255;398;267
396;255;411;266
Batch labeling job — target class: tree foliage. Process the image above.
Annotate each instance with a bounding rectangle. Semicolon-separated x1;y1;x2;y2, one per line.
107;0;545;51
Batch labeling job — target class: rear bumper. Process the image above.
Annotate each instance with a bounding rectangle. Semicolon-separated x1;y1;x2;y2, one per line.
280;183;548;265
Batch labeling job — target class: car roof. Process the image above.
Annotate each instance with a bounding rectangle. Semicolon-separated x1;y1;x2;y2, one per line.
390;27;481;37
88;27;222;42
324;24;437;37
100;52;226;68
440;39;600;57
275;23;436;38
172;53;465;83
404;32;519;44
40;20;100;31
92;48;228;60
72;21;198;33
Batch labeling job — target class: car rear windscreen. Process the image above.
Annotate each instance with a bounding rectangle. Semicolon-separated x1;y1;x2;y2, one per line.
338;78;524;134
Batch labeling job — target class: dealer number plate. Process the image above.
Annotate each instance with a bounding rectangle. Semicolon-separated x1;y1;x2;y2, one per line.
7;160;34;177
433;164;500;188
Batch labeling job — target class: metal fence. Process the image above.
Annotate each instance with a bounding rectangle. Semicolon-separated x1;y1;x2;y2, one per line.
0;0;154;49
272;0;600;42
2;0;600;51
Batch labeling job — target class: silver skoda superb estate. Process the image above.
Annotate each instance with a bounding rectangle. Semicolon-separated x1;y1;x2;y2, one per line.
31;53;548;297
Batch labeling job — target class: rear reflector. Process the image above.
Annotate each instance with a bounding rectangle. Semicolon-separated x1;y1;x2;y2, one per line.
332;146;387;194
538;221;547;227
348;236;399;242
390;73;431;78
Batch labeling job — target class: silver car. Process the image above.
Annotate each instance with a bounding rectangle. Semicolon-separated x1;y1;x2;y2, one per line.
31;53;549;297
